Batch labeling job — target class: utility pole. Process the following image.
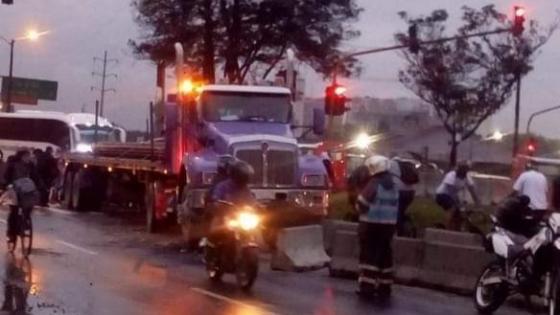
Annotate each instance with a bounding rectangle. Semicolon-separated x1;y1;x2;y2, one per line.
92;50;118;117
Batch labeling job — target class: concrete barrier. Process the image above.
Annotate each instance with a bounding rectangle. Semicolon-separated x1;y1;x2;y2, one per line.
420;228;493;293
326;221;493;293
328;228;359;276
327;225;423;282
270;225;331;271
423;228;483;247
393;237;423;283
323;220;358;255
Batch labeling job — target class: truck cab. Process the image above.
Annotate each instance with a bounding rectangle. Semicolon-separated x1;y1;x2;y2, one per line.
179;85;329;242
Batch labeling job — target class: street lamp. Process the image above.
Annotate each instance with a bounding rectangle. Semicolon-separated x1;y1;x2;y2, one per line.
486;130;505;142
0;29;47;112
526;105;560;135
354;133;371;150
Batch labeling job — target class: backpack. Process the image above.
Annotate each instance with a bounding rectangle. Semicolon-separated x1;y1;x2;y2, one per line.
398;161;420;185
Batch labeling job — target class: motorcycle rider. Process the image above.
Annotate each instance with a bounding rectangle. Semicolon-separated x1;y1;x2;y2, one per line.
512;161;549;222
207;160;256;245
355;155;399;299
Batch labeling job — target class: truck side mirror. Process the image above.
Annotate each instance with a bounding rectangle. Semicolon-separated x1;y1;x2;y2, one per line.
313;108;325;136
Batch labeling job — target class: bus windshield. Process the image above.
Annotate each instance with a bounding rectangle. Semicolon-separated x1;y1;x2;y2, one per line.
201;91;291;123
0;116;72;150
75;125;119;143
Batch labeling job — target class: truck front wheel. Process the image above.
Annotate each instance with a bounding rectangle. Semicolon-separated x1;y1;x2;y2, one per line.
145;181;168;233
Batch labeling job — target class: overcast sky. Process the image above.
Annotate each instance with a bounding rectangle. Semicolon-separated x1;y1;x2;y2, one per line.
0;0;559;136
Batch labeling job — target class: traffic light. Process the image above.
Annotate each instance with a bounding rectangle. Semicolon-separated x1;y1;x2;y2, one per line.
527;137;537;155
324;84;347;116
408;24;420;54
512;6;526;37
1;0;13;4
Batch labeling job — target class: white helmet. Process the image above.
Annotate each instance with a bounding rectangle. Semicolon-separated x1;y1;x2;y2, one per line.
364;155;389;176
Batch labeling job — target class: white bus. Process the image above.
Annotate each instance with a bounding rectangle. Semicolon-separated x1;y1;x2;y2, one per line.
0;111;126;158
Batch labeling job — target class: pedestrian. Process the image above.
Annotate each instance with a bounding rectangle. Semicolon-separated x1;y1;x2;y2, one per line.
32;148;49;207
435;162;480;230
355;155;399;299
513;161;549;221
389;158;419;236
347;164;371;221
44;146;60;187
552;175;560;211
0;150;6;188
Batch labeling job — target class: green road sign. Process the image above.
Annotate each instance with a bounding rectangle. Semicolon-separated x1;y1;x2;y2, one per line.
1;76;58;101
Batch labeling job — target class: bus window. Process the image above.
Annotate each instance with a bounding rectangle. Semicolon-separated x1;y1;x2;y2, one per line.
0;117;72;149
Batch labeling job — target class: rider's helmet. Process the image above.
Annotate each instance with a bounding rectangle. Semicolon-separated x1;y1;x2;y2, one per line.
456;161;471;179
364;155;389;176
229;160;254;186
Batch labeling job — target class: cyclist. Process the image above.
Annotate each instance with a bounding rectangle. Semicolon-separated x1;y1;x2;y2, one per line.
3;150;40;246
435;162;480;230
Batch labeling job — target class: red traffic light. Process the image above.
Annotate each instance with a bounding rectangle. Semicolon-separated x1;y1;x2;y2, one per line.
515;6;525;17
527;143;535;152
334;86;347;96
325;84;348;116
512;6;526;37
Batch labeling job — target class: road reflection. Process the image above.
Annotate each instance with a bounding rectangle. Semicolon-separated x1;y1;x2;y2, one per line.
1;254;32;314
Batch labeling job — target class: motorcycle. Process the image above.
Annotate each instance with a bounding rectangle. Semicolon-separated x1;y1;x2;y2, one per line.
474;212;560;314
201;201;261;291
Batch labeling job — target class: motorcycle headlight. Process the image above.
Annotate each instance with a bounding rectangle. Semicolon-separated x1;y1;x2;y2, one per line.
301;174;326;187
237;211;260;231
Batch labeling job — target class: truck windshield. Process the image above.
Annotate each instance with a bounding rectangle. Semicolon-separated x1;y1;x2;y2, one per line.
201;91;291;123
76;125;119;143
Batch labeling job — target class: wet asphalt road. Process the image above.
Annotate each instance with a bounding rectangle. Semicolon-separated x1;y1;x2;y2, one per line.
0;206;528;315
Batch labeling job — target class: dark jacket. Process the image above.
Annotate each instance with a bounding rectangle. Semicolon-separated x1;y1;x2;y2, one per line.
4;160;42;189
210;179;254;205
347;165;372;205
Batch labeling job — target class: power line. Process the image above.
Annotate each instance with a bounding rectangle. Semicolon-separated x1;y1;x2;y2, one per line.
91;50;118;117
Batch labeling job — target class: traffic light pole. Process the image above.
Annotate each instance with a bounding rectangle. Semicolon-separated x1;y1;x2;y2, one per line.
327;26;515;151
6;39;14;112
512;73;522;157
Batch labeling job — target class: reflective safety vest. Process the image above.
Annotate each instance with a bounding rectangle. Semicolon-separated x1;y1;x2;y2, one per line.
360;184;399;224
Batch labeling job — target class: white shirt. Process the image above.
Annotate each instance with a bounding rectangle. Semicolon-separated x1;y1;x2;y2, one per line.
513;170;549;210
436;171;474;198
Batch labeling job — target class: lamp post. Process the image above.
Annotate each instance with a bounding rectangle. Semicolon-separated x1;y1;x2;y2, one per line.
1;29;46;112
526;105;560;135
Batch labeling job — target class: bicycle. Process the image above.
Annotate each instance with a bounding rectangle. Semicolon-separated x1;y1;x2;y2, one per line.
449;202;489;236
7;206;33;257
1;188;33;257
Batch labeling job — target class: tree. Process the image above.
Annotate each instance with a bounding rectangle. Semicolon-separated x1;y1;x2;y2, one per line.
395;5;558;166
130;0;362;84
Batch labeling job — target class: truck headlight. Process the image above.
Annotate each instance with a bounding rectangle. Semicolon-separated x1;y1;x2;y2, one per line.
76;143;93;153
301;174;326;187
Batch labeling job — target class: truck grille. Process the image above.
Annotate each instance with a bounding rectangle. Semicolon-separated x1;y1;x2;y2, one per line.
235;149;296;186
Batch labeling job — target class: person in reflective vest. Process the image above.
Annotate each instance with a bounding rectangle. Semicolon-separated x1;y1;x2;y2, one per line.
356;155;399;299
